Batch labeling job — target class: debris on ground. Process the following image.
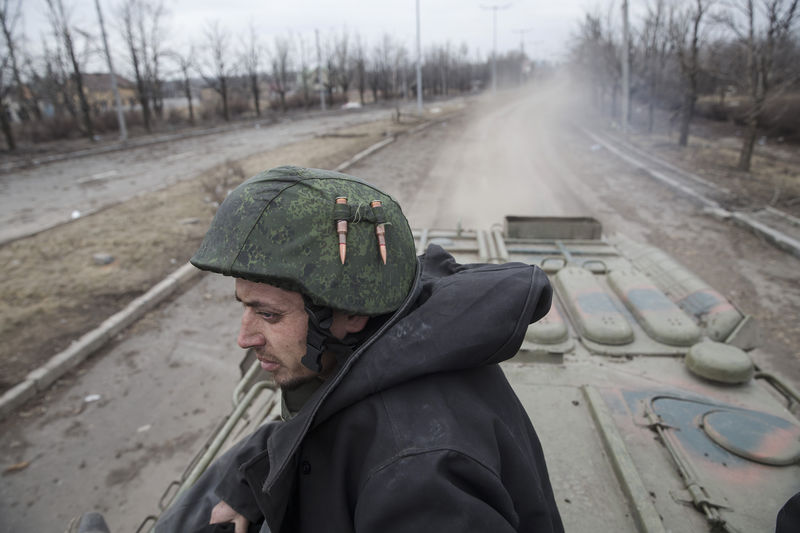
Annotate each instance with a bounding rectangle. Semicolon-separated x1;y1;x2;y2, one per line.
92;253;115;266
3;461;30;474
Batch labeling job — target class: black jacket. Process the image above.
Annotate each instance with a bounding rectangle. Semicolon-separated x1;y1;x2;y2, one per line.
156;245;563;532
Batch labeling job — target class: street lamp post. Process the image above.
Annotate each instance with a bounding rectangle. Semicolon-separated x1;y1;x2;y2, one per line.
416;0;423;113
481;3;511;94
621;0;630;135
512;27;534;85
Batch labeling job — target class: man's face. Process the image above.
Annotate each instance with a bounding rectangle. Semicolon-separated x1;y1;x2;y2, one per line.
235;278;318;390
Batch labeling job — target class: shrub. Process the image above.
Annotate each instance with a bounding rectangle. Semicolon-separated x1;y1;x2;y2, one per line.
29;115;80;143
695;93;800;140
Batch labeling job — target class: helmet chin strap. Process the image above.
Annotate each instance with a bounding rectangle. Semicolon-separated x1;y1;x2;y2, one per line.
301;304;358;373
302;305;334;372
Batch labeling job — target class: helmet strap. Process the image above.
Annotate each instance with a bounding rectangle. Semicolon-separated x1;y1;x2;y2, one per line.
302;304;334;373
302;303;364;373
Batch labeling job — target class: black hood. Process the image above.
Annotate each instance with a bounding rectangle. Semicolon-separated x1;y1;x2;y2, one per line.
258;244;552;493
317;244;553;419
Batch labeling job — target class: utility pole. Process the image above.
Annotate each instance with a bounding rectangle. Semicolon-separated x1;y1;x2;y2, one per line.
415;0;423;114
316;29;326;111
621;0;630;135
481;3;511;94
94;0;126;141
512;27;533;85
512;28;534;55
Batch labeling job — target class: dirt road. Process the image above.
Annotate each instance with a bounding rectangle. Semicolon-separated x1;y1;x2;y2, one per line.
1;83;798;532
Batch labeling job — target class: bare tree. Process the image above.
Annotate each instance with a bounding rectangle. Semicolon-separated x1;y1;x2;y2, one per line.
391;42;410;100
169;45;196;124
726;0;798;170
353;33;366;105
241;24;262;117
571;13;619;112
203;21;233;121
46;0;94;140
370;34;397;101
323;33;337;103
641;0;671;132
270;35;292;112
41;35;77;119
297;33;312;109
0;0;21;149
454;43;471;93
367;49;380;102
0;35;13;149
434;43;453;96
333;28;352;100
705;37;743;106
1;0;39;123
19;51;44;121
142;0;167;120
670;0;711;146
120;0;152;131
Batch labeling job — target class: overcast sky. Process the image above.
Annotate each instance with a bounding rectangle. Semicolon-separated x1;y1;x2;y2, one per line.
20;0;606;70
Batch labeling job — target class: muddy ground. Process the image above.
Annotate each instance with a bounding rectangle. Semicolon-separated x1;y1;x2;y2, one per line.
0;115;434;395
625;105;800;216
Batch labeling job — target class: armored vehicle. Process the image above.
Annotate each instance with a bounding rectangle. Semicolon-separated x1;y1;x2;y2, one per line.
140;216;799;533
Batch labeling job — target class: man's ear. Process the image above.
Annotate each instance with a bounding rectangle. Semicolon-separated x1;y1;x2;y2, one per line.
330;312;369;339
343;314;369;334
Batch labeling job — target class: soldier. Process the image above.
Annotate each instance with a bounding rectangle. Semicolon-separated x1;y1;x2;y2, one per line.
155;166;563;532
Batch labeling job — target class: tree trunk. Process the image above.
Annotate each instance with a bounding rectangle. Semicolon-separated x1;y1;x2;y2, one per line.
358;62;365;105
183;79;194;125
135;74;151;131
0;102;15;150
738;116;758;171
131;50;151;132
2;12;40;121
220;78;229;121
678;91;695;147
64;33;94;140
152;79;164;120
71;73;93;140
648;52;656;133
251;75;261;117
610;84;618;118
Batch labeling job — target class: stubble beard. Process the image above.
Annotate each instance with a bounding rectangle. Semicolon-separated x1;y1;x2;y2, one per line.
278;373;321;392
277;351;340;392
253;348;318;392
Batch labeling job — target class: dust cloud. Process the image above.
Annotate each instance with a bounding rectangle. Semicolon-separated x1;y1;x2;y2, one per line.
408;79;592;230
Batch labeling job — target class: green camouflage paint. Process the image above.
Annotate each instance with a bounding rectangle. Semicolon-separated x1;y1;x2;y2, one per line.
191;166;417;315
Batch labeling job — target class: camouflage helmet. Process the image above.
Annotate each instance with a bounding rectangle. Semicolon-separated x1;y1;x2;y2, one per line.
191;166;417;315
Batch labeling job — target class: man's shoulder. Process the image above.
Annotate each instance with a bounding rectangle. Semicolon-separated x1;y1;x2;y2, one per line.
340;365;529;462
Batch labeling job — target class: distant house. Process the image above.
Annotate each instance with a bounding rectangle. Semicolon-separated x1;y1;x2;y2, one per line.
2;73;138;123
82;73;138;112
